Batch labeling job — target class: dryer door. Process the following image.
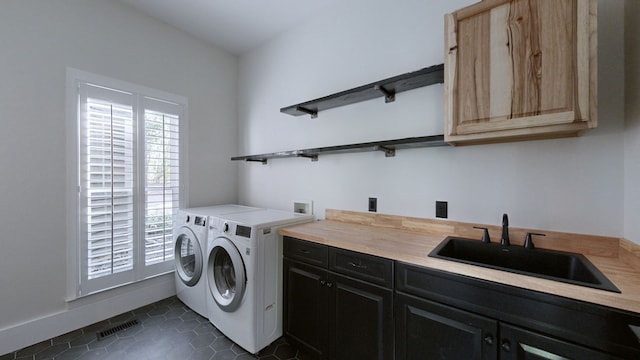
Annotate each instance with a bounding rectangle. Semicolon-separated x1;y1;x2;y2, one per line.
207;236;246;312
174;227;203;286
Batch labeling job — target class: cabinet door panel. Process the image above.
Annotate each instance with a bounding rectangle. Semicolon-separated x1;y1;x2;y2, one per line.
455;0;575;128
330;274;392;360
444;0;596;144
395;293;497;360
283;259;328;358
499;323;621;360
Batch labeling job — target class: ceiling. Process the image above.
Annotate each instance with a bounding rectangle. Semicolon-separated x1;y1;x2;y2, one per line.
119;0;343;55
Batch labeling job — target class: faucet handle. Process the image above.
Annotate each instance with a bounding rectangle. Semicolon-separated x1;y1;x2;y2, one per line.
500;213;510;246
524;232;545;250
473;226;491;244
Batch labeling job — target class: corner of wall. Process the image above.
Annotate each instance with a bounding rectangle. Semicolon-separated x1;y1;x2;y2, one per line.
624;0;640;245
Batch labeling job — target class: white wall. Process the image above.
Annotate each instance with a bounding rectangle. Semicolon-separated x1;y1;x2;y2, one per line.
0;0;633;355
0;0;237;354
238;0;627;238
625;0;640;244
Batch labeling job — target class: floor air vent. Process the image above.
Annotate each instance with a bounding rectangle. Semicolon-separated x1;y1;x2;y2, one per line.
96;319;139;341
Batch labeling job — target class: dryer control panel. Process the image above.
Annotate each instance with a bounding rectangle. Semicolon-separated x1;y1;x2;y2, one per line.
235;225;251;238
193;216;206;226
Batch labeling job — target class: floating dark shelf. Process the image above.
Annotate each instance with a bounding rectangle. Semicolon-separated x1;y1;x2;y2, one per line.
234;64;447;164
280;64;444;118
231;135;448;164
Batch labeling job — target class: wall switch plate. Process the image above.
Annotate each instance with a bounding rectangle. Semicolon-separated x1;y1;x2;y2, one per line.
368;197;377;212
436;201;448;219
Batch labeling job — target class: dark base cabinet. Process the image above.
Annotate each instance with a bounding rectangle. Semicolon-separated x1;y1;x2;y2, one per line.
499;323;619;360
283;237;393;360
330;274;392;360
284;236;640;360
284;259;329;358
395;262;639;360
395;292;620;360
395;292;497;360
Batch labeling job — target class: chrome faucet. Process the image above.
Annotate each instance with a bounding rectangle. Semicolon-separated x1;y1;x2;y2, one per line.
501;213;510;246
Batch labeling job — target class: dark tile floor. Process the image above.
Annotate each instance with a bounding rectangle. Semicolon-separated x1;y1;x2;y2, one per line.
1;296;310;360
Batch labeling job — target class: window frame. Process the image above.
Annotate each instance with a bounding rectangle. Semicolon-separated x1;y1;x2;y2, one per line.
66;68;188;299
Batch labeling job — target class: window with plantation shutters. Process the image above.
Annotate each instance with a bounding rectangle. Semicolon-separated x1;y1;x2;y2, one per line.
70;71;186;297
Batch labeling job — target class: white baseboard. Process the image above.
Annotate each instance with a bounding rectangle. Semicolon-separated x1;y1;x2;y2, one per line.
0;273;176;355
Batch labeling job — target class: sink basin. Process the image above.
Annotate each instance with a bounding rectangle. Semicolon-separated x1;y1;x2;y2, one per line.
428;237;620;293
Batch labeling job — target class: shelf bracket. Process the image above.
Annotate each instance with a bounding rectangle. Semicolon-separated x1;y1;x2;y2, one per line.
374;85;395;103
246;158;268;164
296;106;318;119
376;145;396;157
297;154;319;162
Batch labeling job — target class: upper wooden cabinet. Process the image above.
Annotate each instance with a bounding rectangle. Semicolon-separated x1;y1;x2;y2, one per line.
444;0;597;145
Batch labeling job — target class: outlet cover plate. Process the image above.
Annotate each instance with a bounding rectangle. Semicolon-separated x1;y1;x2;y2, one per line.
368;197;377;212
436;201;448;219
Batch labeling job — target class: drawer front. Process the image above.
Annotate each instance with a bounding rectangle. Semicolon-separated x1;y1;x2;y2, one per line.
283;236;328;268
329;247;393;288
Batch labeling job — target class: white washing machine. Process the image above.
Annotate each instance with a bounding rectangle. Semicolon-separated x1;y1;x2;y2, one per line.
206;209;314;354
173;204;259;317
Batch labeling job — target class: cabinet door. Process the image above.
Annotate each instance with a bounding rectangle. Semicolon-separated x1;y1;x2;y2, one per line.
329;273;393;360
395;292;498;360
499;323;621;360
283;259;329;359
444;0;597;145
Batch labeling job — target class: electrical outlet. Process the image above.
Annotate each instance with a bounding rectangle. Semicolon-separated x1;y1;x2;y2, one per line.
436;201;448;219
368;197;377;212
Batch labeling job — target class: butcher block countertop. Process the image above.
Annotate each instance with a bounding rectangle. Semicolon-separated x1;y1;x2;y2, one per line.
279;209;640;315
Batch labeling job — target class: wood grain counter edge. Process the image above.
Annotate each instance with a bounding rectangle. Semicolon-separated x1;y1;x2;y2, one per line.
279;209;640;315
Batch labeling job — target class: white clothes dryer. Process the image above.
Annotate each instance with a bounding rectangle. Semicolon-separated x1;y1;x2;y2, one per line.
173;205;259;317
206;209;314;354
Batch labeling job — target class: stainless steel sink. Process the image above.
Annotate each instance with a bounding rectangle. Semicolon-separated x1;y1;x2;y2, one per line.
428;236;620;293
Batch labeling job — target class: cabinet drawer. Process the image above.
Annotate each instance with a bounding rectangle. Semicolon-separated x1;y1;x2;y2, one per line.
283;236;328;268
329;247;393;288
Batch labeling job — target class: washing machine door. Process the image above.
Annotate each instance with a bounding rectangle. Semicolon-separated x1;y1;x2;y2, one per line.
174;227;203;286
207;236;246;312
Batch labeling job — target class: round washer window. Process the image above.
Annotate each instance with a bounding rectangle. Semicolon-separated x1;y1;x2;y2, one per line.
174;229;202;286
213;249;236;299
207;237;246;312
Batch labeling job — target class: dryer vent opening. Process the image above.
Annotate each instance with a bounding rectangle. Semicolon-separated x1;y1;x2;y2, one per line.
96;319;139;341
